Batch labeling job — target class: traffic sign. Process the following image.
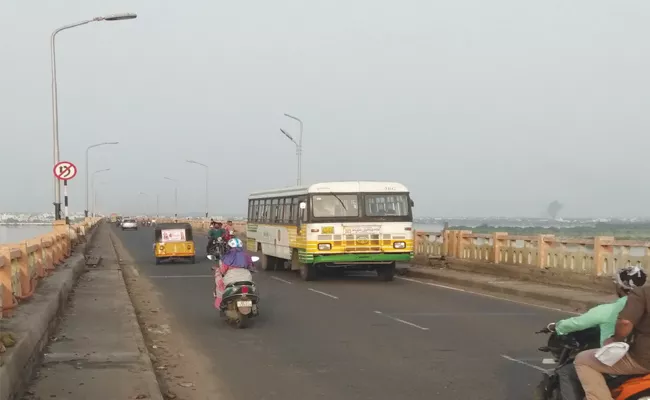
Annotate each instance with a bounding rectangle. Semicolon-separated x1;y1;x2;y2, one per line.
53;161;77;181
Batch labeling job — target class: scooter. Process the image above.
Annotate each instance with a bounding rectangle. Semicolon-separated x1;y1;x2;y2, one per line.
207;254;260;329
533;325;650;400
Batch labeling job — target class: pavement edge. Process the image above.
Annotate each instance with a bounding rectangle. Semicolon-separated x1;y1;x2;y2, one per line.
106;228;164;400
0;224;99;400
403;268;601;311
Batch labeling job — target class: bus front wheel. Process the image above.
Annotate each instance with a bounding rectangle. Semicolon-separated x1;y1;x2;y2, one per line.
300;263;317;281
377;262;396;281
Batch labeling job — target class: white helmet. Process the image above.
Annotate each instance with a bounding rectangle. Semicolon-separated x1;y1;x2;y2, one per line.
614;266;647;293
227;237;243;249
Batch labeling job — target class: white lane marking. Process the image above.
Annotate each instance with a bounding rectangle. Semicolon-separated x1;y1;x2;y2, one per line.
392;312;537;317
500;355;549;372
374;311;430;331
149;275;213;278
396;276;579;316
270;276;293;284
308;288;339;299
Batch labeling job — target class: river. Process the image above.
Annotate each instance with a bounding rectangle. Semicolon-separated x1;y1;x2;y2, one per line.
0;225;54;244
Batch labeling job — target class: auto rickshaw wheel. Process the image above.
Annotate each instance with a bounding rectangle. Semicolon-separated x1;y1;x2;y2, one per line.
155;258;161;265
190;256;196;264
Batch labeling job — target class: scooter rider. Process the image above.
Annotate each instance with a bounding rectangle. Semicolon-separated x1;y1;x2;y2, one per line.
213;237;254;309
574;266;649;399
547;266;647;400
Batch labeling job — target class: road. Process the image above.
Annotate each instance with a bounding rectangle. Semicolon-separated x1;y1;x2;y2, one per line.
114;225;569;399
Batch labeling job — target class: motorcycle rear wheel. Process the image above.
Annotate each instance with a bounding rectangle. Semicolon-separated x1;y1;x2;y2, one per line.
235;313;249;329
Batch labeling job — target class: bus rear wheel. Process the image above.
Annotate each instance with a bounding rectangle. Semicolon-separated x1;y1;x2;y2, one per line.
261;254;276;271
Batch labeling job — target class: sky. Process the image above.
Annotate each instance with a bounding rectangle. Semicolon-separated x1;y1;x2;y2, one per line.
2;1;650;218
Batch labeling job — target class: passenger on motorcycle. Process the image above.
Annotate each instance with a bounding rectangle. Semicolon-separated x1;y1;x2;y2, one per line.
574;266;649;399
547;266;647;400
213;237;254;309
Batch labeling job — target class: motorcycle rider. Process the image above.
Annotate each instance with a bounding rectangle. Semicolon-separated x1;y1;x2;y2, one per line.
207;222;225;254
574;266;650;399
547;266;647;400
213;237;254;309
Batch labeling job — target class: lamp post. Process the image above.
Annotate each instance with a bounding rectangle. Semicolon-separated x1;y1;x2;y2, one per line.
164;177;178;219
91;168;110;216
85;142;118;217
281;113;303;186
186;160;209;218
51;13;137;220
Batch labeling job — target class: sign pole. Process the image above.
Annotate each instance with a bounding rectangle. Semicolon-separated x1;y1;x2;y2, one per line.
64;180;69;225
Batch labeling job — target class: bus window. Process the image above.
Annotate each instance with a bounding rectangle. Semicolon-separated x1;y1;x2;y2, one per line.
365;194;410;216
283;198;292;223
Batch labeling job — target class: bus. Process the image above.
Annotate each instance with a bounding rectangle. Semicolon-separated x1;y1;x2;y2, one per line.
246;181;414;281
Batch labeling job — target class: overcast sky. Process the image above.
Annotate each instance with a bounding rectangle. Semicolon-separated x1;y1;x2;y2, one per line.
2;1;649;218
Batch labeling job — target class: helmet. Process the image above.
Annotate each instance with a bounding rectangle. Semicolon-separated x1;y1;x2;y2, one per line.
227;237;243;249
614;266;647;293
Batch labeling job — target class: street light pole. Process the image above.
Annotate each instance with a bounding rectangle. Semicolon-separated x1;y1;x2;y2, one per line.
186;160;209;218
279;128;300;186
51;13;137;220
85;142;118;217
283;113;303;186
91;168;110;216
164;177;178;219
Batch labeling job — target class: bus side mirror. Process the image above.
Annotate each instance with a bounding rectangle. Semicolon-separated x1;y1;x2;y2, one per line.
410;199;415;207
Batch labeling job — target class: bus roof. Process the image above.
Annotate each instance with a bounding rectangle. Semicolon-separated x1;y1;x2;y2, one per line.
248;181;409;199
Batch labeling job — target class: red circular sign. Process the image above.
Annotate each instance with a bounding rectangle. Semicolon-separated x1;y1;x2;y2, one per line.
53;161;78;181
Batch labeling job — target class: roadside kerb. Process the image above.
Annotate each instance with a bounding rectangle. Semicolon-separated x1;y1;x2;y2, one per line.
0;221;100;400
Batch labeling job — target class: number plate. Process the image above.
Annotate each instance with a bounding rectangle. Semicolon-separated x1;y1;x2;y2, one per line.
237;300;253;308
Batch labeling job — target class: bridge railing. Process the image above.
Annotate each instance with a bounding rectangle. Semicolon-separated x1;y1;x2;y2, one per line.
415;230;650;277
0;218;101;318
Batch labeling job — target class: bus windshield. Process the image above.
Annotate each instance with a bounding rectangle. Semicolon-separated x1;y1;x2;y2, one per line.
311;194;359;217
310;193;411;219
364;194;410;217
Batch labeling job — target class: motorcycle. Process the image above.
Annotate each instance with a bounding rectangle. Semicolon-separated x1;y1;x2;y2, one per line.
207;237;226;259
533;325;650;400
207;254;260;329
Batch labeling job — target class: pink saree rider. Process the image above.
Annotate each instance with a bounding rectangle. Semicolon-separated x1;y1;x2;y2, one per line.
213;238;255;309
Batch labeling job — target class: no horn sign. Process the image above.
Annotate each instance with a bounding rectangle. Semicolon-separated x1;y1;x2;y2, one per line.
53;161;77;181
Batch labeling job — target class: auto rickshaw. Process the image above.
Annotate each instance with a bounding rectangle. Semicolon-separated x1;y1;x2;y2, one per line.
153;223;196;264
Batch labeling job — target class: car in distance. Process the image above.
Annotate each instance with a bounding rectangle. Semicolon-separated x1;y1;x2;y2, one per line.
121;219;138;231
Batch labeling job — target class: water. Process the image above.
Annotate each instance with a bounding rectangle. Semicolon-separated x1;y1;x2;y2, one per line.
414;223;445;232
0;223;444;245
0;225;54;244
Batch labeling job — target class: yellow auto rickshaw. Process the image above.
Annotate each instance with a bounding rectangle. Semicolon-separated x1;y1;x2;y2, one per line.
154;223;195;264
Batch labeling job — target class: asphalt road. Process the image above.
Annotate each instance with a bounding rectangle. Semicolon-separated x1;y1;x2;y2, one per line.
114;226;570;399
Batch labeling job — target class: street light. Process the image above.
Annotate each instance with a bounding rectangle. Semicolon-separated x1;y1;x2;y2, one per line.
164;177;178;219
282;113;303;186
186;160;209;218
51;12;137;220
85;142;119;217
91;168;110;216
